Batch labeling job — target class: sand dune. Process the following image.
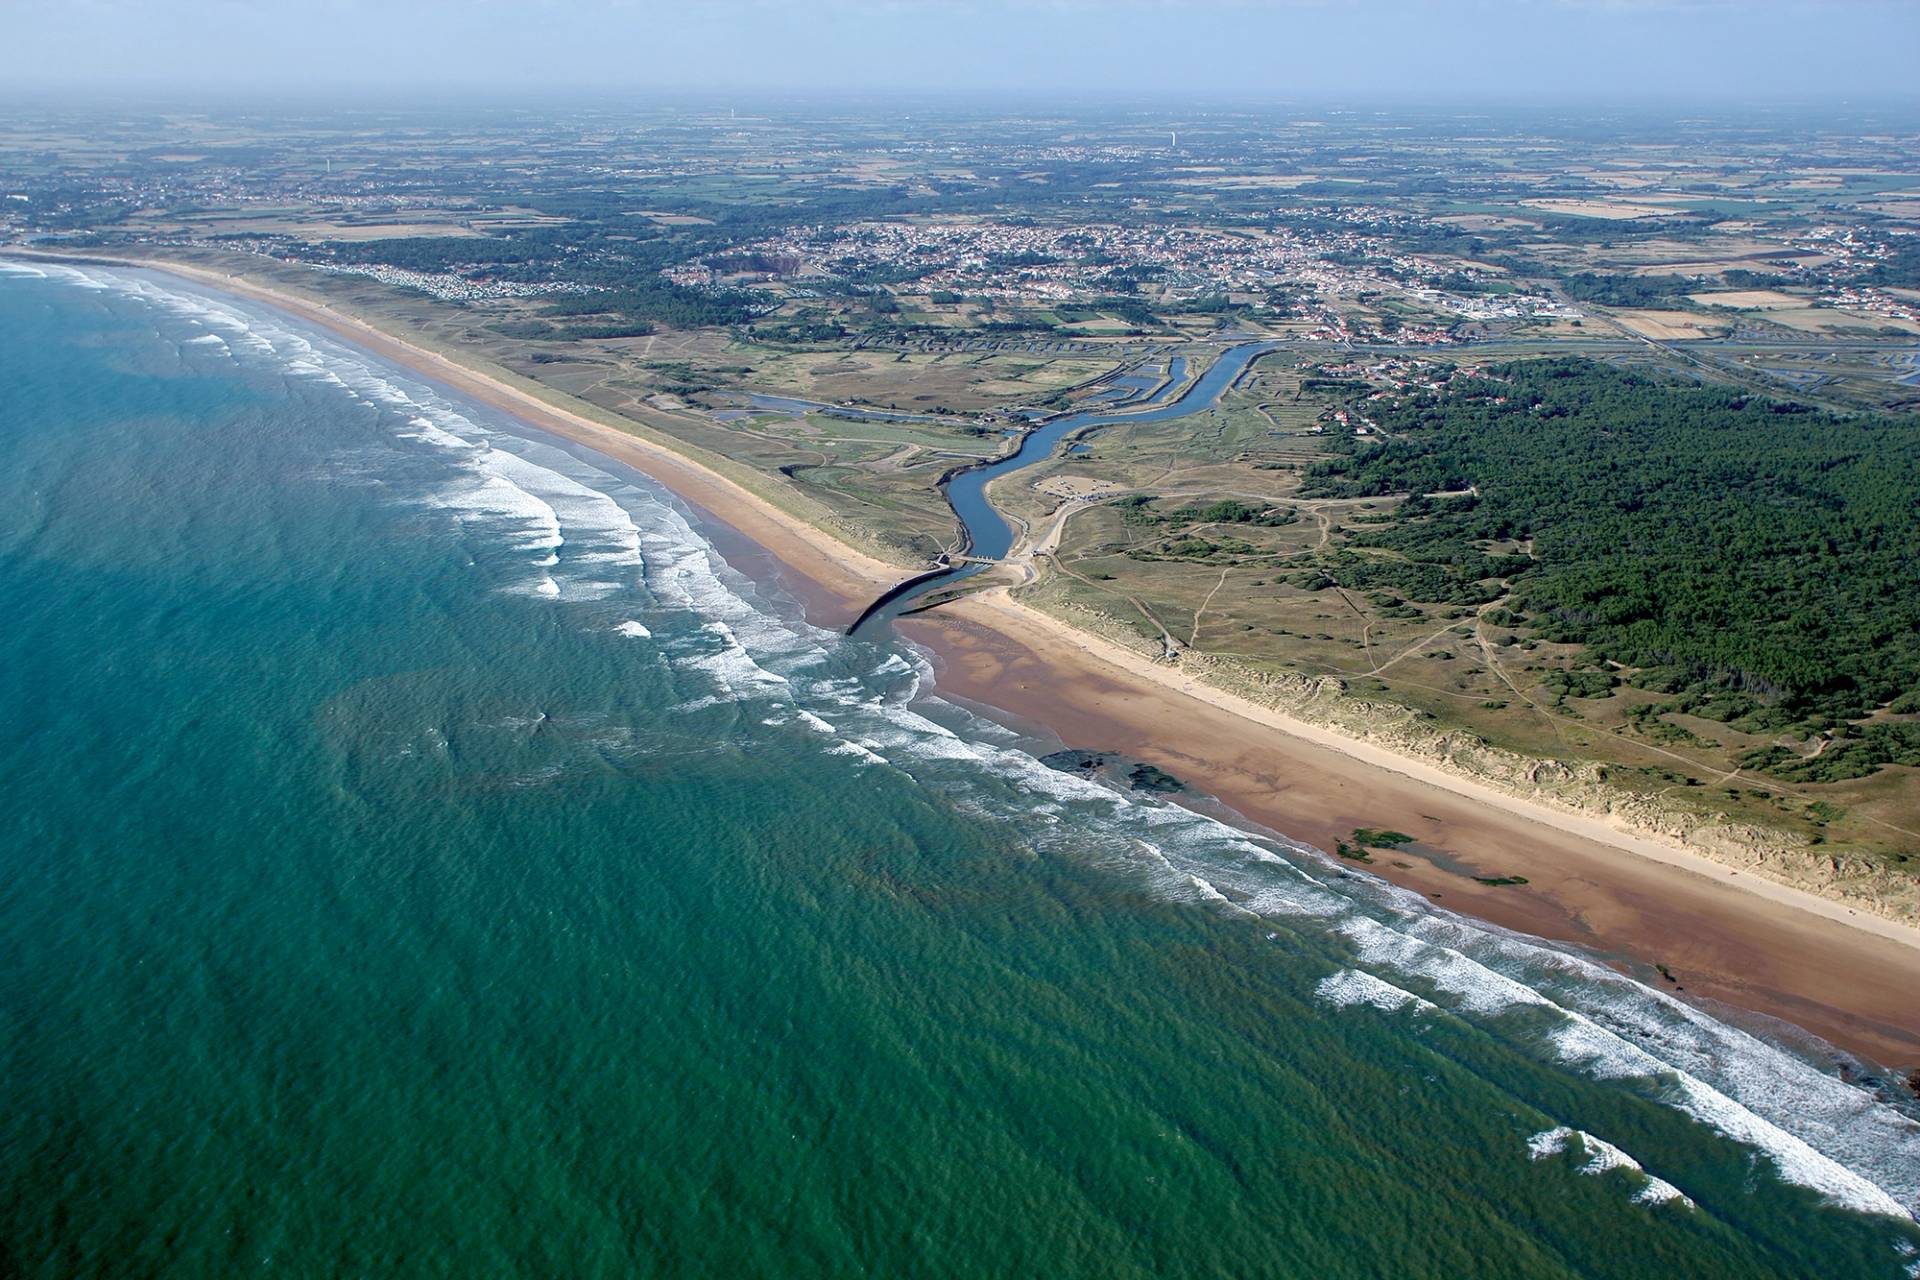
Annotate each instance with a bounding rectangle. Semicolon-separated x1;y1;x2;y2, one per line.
62;251;1920;1067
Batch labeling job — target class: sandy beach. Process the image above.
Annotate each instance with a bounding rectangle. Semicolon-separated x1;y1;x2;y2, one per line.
46;253;1920;1068
906;595;1920;1066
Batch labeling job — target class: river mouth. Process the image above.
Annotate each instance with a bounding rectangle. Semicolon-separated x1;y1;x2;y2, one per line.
848;342;1278;632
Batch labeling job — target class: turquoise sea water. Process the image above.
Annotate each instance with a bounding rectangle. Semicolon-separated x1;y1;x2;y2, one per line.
1;261;1917;1278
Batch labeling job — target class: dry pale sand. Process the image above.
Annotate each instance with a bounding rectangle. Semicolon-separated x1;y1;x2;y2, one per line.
903;594;1920;1066
126;258;906;608
73;253;1920;1067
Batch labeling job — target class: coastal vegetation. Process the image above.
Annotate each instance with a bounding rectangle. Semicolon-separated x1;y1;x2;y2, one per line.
11;94;1920;1279
1021;345;1917;870
13;99;1917;881
1303;360;1920;765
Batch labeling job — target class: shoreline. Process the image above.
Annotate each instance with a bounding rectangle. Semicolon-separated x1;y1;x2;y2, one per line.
20;250;1920;1066
904;595;1920;1065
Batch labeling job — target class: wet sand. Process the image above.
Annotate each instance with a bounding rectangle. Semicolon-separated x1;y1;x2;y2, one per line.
62;253;1920;1069
903;595;1920;1067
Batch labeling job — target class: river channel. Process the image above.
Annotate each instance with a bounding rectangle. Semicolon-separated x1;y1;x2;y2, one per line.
852;341;1278;629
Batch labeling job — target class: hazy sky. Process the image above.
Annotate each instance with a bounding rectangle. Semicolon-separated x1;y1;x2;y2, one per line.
6;0;1918;102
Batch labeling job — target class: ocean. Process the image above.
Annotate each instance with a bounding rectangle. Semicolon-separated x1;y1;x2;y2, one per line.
1;260;1916;1278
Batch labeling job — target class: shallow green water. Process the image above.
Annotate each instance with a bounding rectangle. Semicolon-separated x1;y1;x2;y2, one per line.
1;262;1915;1277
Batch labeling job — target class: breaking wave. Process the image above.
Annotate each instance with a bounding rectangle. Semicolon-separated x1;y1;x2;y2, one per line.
34;257;1920;1226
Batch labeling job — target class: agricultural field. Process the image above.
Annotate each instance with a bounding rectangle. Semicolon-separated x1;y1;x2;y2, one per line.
6;97;1917;856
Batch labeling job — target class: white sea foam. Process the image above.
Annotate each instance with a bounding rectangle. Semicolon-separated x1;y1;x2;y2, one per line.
673;621;792;700
1527;1127;1695;1209
825;739;888;766
1337;915;1555;1016
5;260;675;606
614;621;652;639
1315;968;1436;1015
25;257;1920;1224
669;696;726;713
795;710;837;735
398;415;480;452
1317;912;1916;1217
1634;1176;1692;1208
443;473;565;556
